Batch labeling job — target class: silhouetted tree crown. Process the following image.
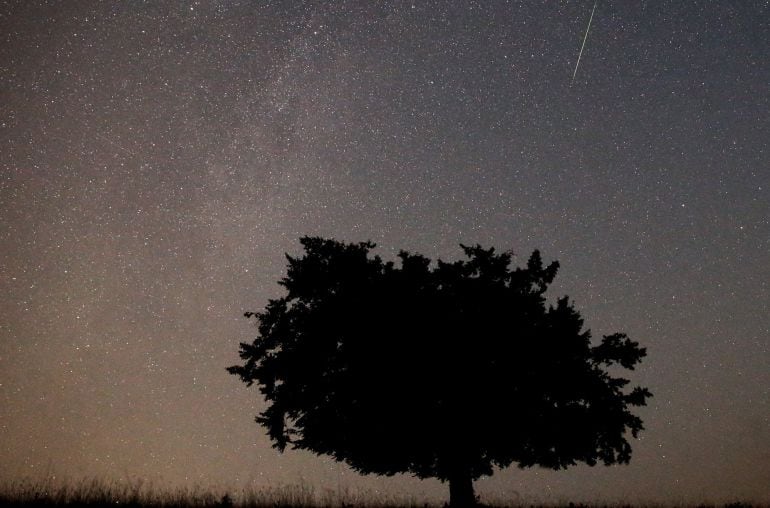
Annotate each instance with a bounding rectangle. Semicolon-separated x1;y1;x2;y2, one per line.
228;237;651;507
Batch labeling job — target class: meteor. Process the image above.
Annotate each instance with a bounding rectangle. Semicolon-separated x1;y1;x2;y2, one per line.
572;0;597;85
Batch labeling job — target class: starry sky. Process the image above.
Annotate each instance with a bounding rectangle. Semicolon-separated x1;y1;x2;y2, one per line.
1;1;768;504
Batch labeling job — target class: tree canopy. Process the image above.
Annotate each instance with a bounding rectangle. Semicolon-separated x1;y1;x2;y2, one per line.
228;237;651;506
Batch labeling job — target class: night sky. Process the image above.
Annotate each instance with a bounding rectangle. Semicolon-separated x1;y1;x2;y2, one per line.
1;1;768;504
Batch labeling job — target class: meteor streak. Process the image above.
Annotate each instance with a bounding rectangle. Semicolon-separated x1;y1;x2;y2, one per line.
571;0;597;85
96;132;139;156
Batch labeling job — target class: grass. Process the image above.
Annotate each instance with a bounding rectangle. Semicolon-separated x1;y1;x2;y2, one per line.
0;479;764;508
0;479;432;508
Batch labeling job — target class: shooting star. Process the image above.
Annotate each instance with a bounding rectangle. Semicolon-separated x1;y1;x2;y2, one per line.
95;132;139;156
571;0;598;85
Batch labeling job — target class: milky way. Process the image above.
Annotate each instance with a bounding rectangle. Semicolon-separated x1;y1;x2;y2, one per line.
1;1;768;503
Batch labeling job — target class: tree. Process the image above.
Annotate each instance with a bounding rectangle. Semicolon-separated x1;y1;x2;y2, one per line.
228;237;651;507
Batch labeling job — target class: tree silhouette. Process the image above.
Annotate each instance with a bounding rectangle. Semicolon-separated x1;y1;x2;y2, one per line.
228;237;651;507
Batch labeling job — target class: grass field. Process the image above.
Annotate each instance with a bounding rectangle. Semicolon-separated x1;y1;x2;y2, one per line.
1;479;421;508
0;479;763;508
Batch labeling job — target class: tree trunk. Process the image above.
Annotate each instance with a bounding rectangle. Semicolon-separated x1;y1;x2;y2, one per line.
449;470;476;507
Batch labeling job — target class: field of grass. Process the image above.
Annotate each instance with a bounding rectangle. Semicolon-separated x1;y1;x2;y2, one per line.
0;479;427;508
0;479;763;508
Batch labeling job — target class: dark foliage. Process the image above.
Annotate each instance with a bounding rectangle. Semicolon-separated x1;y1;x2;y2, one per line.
228;237;651;506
